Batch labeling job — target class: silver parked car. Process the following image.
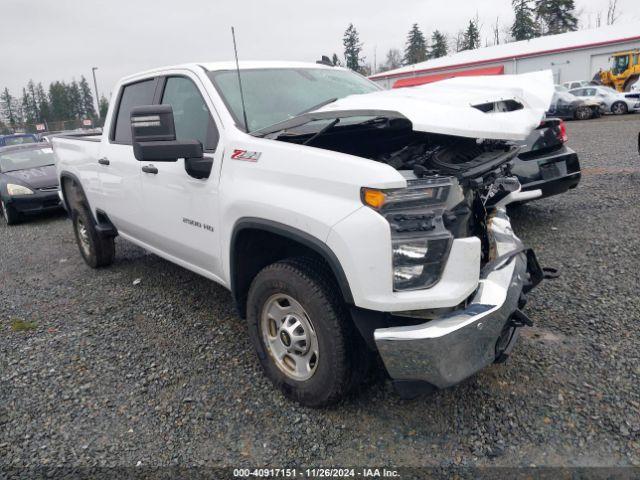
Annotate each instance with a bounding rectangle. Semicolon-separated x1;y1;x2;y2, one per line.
569;85;640;115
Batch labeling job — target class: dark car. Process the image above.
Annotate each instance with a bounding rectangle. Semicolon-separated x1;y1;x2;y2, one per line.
0;133;38;147
547;88;602;120
511;118;580;200
0;144;62;225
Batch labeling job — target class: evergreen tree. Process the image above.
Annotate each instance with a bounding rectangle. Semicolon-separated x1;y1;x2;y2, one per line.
98;96;109;120
35;83;50;125
403;23;428;65
512;0;539;40
343;23;364;72
49;81;72;121
331;53;342;67
0;88;18;130
536;0;578;35
68;80;84;118
460;19;481;51
0;119;10;135
21;88;37;127
429;30;449;58
79;76;96;118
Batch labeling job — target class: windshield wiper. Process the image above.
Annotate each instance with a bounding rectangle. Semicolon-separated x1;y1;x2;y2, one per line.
302;119;340;146
296;98;338;116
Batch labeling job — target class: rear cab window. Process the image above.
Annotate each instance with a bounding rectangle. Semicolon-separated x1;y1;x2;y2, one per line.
112;79;157;144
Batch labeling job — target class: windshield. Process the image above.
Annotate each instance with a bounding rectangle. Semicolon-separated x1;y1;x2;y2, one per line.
3;135;36;146
0;147;55;172
611;55;629;75
208;68;380;132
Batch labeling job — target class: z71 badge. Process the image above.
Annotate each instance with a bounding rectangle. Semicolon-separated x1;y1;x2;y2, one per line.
231;149;261;162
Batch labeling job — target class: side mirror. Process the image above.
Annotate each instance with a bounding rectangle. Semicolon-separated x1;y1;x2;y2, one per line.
131;105;203;162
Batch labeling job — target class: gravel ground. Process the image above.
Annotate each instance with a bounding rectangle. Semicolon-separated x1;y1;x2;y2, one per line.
1;115;639;471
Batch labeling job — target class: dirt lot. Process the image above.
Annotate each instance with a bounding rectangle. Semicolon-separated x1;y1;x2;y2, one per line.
1;115;639;471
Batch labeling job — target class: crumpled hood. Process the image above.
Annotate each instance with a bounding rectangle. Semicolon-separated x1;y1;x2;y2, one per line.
3;165;58;189
317;70;554;141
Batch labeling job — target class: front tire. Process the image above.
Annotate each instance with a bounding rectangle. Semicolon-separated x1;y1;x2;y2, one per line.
1;200;19;225
574;106;591;120
611;101;628;115
246;257;359;407
72;206;115;268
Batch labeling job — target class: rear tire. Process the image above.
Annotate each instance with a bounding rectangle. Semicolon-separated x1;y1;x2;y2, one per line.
246;257;362;407
0;200;19;225
72;206;115;268
611;101;628;115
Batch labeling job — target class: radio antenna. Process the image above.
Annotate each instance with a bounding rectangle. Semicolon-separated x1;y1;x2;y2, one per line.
231;26;250;133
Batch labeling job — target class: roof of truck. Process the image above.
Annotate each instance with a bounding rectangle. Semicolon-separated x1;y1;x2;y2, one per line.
120;61;337;82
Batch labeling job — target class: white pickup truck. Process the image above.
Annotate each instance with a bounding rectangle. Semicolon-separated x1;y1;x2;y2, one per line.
53;62;554;407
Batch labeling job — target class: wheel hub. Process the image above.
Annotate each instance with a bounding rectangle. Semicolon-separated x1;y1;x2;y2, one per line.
76;217;91;256
261;294;319;381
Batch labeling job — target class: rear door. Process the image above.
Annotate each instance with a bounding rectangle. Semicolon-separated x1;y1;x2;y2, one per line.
98;78;157;238
138;73;224;278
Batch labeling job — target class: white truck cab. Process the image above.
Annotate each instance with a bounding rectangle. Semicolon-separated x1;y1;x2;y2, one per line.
53;62;553;406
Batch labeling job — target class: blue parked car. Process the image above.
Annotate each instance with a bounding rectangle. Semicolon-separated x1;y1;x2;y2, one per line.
0;134;38;147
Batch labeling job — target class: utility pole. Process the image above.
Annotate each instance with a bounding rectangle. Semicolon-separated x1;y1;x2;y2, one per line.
91;67;100;118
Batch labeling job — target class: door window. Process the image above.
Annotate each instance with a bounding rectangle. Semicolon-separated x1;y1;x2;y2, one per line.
161;77;219;151
113;79;156;144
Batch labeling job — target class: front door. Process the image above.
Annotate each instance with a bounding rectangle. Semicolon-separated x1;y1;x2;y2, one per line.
138;74;224;279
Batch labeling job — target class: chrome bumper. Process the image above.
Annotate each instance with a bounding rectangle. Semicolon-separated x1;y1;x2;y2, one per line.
374;208;535;389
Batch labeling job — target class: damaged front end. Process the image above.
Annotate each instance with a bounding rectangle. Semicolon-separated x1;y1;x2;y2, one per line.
255;72;557;395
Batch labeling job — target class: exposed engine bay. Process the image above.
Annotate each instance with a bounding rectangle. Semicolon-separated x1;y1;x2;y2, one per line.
273;115;524;266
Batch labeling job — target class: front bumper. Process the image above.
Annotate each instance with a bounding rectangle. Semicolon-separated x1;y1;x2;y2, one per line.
6;189;62;215
374;209;540;390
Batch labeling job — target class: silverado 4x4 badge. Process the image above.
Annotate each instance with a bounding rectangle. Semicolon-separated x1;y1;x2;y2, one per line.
231;149;261;162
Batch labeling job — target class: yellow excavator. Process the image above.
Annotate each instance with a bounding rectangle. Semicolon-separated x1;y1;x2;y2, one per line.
599;50;640;92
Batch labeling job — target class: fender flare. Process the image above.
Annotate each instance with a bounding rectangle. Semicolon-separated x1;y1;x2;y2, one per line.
230;217;355;306
59;171;117;236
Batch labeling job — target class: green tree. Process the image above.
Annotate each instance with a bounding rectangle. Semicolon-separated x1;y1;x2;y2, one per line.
79;76;96;119
68;80;84;119
343;23;364;72
98;95;109;120
331;53;342;67
0;88;19;130
403;23;428;65
21;88;38;127
0;119;10;134
429;30;449;58
535;0;578;34
460;19;481;51
35;83;50;125
49;81;73;121
512;0;539;40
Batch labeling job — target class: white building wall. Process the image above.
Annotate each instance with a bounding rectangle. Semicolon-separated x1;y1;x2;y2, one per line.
373;38;640;89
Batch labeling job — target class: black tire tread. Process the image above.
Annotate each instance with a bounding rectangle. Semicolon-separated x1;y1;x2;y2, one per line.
247;256;361;407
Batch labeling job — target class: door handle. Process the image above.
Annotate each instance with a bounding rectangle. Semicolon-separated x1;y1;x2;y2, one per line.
98;157;110;165
142;165;158;174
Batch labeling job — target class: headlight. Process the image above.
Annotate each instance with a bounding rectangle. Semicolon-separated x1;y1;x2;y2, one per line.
7;184;34;196
392;236;451;290
362;178;457;291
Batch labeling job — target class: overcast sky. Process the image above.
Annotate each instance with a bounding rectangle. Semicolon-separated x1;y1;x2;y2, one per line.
1;0;639;99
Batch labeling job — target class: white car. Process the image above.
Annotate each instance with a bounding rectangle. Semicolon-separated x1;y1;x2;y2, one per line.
569;85;640;115
52;63;553;406
563;80;591;90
